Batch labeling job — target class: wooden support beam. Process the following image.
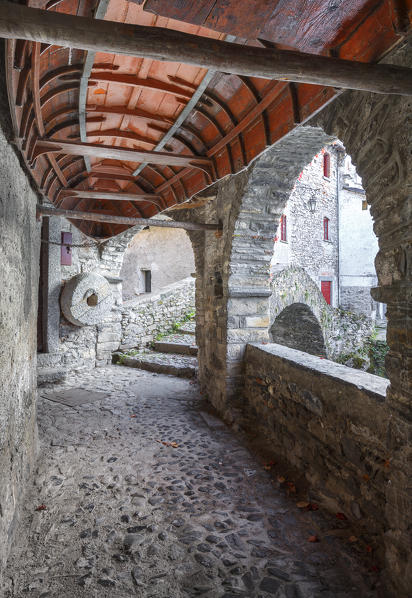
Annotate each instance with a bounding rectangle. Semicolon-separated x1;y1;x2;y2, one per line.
59;189;162;205
88;170;136;182
32;138;212;170
0;3;411;95
37;204;221;231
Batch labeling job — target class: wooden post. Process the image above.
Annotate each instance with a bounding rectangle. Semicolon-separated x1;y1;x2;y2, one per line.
37;205;222;231
0;3;411;95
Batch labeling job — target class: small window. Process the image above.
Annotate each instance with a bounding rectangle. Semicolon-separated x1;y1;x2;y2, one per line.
142;270;151;293
323;152;330;178
280;214;287;242
323;217;329;240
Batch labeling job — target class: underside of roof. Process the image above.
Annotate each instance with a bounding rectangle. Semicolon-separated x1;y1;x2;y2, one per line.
4;0;411;238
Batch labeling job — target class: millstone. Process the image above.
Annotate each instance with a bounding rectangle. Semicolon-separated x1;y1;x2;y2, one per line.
60;272;113;326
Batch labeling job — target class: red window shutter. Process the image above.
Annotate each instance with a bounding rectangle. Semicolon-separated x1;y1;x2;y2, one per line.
321;281;331;305
323;217;329;240
280;215;287;241
323;153;330;178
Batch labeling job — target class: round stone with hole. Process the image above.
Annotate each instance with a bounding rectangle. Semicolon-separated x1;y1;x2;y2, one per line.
60;272;113;326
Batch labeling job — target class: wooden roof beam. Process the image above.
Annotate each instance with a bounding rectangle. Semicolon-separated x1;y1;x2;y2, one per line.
37;205;222;231
59;189;162;206
32;139;213;171
0;2;411;95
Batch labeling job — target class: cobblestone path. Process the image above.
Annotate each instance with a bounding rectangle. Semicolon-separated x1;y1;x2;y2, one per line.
5;366;380;598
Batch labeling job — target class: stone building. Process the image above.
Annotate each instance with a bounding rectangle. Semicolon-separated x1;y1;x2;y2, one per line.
0;3;411;598
120;224;195;300
271;144;383;318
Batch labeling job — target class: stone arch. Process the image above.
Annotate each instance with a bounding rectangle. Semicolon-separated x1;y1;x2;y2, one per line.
270;302;327;357
119;224;195;300
165;41;411;594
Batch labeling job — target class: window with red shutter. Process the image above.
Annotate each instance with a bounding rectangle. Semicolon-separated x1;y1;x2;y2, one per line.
280;214;287;241
323;217;329;240
323;152;330;178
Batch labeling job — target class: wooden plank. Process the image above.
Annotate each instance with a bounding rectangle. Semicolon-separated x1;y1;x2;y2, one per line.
37;204;221;230
59;189;161;204
0;3;411;95
32;139;212;169
89;72;193;100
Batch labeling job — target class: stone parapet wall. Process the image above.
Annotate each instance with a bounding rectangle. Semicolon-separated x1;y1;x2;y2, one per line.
244;343;390;550
120;277;195;350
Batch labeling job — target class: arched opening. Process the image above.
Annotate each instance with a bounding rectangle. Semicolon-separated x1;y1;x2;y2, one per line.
120;225;195;301
270;302;326;357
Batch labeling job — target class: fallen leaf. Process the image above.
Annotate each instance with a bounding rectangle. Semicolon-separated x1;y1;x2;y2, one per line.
277;476;285;484
35;504;47;511
336;512;347;521
130;414;137;418
309;503;319;511
384;460;390;468
156;439;179;448
297;501;310;509
348;535;358;543
286;482;296;493
308;535;319;542
363;474;370;482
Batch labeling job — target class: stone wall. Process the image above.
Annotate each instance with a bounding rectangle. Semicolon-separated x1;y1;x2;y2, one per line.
244;343;389;553
270;266;374;360
0;74;39;580
120;277;195;350
40;221;196;370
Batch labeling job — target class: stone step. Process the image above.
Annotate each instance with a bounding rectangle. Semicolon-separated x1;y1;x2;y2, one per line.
153;339;197;356
178;321;196;335
113;350;197;378
37;367;67;387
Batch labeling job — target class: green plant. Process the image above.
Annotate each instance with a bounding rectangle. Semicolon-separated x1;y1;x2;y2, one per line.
366;337;389;378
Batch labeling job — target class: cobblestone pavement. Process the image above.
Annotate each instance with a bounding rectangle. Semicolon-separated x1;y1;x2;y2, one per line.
5;366;380;598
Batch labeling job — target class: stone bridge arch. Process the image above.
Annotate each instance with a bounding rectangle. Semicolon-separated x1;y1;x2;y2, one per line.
270;302;327;357
270;267;328;355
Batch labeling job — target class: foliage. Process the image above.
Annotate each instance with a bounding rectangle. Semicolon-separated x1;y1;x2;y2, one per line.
335;334;388;378
366;338;389;378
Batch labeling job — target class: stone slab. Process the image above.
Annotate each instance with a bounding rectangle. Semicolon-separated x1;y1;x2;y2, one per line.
41;388;109;408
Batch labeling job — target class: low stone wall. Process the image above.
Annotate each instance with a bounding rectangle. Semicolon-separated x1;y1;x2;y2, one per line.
46;276;195;370
244;343;390;550
120;277;195;350
270;266;374;359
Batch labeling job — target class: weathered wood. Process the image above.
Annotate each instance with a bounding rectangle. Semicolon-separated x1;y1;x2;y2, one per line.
0;2;410;95
59;189;161;205
32;139;212;169
37;204;221;231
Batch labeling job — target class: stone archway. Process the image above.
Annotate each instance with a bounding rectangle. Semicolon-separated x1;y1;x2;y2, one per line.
186;39;410;596
270;302;327;357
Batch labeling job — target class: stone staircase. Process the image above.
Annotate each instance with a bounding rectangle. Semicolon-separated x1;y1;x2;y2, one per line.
113;323;198;378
